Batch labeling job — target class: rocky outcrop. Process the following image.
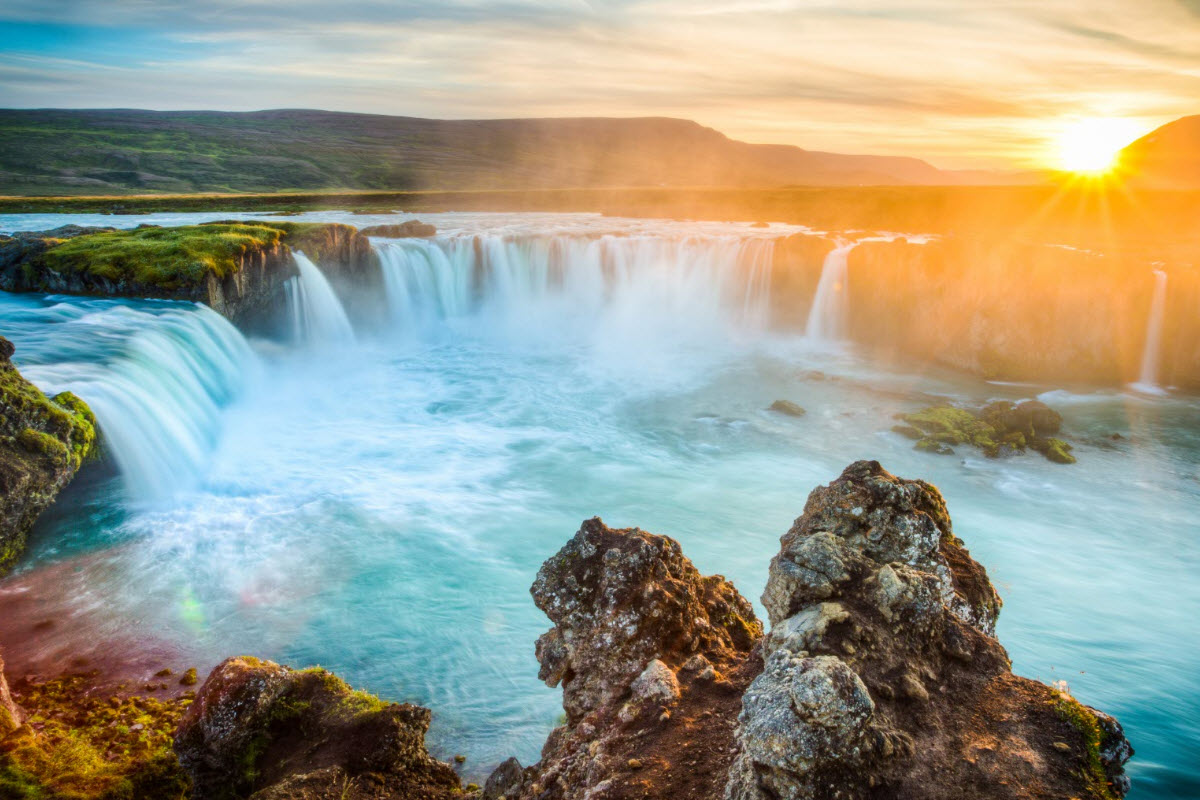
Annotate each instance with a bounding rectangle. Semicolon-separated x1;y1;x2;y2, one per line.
0;222;375;326
516;517;763;799
359;220;437;238
0;336;97;575
727;460;1131;800
175;656;460;800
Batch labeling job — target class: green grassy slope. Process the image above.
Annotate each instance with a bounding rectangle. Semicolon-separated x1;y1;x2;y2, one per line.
0;109;958;196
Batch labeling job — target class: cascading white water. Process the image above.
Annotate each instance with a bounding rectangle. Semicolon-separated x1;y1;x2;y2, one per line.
1132;268;1169;394
10;300;258;500
285;252;356;346
804;242;858;343
373;234;776;343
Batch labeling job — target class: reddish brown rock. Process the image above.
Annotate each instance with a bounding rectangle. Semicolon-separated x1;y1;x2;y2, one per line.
175;656;460;800
517;517;763;799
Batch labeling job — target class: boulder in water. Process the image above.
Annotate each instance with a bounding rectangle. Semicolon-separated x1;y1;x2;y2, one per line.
769;399;807;417
900;401;1075;463
175;656;460;800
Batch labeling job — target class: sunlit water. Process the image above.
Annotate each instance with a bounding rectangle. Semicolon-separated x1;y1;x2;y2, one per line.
0;212;1197;797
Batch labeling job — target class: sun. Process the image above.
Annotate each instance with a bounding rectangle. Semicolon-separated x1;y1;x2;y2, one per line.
1056;118;1143;174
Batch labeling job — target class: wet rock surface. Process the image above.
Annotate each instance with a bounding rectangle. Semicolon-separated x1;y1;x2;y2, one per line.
727;460;1131;800
175;656;460;800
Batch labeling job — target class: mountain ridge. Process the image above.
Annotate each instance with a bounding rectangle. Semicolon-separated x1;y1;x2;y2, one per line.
0;108;1024;195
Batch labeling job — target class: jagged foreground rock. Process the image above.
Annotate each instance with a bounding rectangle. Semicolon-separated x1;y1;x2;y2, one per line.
174;657;461;800
495;462;1131;800
0;653;22;737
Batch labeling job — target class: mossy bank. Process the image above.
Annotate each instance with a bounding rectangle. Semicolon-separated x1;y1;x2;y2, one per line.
0;222;374;325
0;336;97;576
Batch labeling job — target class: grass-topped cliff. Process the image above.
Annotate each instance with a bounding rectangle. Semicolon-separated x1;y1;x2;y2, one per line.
0;221;373;322
0;337;97;575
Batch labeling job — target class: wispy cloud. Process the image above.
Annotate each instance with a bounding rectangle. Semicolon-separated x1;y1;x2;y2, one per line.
0;0;1196;167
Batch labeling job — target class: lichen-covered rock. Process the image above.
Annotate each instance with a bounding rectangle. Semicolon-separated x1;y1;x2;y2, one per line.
0;336;98;575
522;517;762;799
531;517;761;724
175;656;460;800
727;460;1131;800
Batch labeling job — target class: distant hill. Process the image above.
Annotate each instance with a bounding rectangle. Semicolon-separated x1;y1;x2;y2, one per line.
1118;115;1200;189
0;109;1015;196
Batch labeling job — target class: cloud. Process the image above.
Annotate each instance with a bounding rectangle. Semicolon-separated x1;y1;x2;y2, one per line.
0;0;1196;168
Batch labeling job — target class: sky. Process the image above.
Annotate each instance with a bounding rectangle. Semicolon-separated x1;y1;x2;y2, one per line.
0;0;1197;169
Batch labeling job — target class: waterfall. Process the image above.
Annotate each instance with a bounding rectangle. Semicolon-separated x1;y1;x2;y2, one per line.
7;299;258;500
804;242;858;343
372;234;775;341
1132;269;1169;395
285;252;356;346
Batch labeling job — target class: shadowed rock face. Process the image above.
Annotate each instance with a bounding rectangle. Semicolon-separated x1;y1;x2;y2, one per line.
175;657;460;800
727;460;1132;800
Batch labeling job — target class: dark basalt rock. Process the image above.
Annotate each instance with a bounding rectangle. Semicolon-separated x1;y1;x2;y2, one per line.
359;220;437;238
727;460;1131;800
175;656;460;800
0;337;98;575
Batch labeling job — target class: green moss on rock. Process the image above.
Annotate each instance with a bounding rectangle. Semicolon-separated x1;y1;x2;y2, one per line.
0;672;191;800
34;224;286;290
1;337;99;575
900;400;1076;465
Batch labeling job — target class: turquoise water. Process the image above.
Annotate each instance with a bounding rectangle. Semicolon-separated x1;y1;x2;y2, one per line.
0;212;1197;796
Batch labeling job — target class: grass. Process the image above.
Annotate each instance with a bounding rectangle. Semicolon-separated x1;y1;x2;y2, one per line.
1055;696;1122;800
36;224;286;289
24;221;352;292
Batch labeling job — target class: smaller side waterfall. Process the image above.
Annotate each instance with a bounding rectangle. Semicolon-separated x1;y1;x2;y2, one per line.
285;252;356;346
1132;268;1169;394
804;242;858;343
8;301;259;500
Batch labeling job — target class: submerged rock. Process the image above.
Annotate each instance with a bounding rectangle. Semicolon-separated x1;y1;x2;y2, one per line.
175;656;460;800
769;399;807;417
0;336;98;575
727;460;1131;800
